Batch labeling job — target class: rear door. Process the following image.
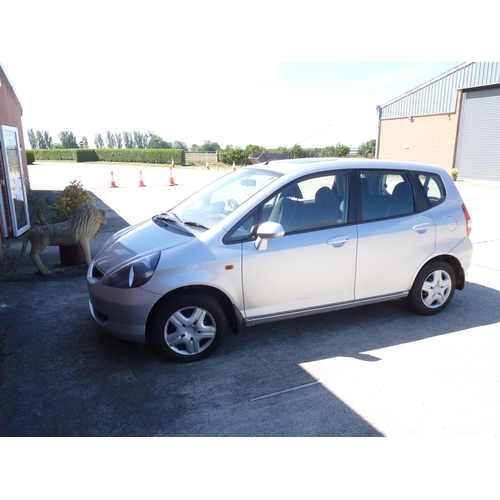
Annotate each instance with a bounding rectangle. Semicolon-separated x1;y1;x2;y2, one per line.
355;170;436;299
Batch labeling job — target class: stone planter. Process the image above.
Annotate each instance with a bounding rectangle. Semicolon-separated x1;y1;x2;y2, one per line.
452;174;457;181
59;243;86;266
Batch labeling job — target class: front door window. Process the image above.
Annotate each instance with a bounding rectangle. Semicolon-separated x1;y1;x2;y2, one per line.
240;171;356;319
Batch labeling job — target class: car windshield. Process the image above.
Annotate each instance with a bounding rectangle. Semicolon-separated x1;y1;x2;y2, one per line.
170;168;281;229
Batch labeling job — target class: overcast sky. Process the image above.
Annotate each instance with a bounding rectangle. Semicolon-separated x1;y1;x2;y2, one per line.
1;1;490;150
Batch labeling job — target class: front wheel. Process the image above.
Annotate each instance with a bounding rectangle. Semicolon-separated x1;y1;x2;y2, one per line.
150;293;227;362
406;261;456;315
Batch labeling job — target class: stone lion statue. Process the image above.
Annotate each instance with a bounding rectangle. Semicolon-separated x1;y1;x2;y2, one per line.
10;203;107;276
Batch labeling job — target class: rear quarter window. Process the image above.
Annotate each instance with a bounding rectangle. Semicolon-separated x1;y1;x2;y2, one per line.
415;172;446;209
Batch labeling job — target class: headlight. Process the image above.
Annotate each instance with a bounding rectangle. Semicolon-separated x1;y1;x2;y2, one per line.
102;252;161;288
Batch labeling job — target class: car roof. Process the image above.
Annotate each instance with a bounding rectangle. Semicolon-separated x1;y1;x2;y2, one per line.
245;157;447;177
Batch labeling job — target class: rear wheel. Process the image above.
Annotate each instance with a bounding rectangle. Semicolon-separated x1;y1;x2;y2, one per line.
406;261;456;315
150;293;227;362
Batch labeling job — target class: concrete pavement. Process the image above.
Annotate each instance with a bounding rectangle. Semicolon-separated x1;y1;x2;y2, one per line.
1;162;500;437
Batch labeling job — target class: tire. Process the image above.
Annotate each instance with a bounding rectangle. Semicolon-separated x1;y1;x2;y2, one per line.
150;293;227;362
406;261;456;315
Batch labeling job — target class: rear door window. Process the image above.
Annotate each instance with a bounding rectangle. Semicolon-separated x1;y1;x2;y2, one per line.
360;170;414;221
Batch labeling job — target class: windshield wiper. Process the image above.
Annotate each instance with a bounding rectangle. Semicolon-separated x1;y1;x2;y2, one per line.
157;212;207;230
183;220;209;230
157;211;182;223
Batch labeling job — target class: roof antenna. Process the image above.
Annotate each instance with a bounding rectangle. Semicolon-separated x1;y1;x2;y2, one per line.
264;124;333;165
295;124;332;145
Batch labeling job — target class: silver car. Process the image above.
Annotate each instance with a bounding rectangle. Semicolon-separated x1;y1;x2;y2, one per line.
87;158;473;362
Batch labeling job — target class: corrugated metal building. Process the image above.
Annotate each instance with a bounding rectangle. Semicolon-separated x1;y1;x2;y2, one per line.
376;62;500;181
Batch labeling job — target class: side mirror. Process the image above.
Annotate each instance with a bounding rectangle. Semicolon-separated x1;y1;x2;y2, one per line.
254;221;285;251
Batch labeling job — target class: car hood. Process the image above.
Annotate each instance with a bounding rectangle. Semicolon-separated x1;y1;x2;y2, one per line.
93;218;194;274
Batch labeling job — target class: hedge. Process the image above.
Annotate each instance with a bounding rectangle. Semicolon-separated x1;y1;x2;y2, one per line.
29;149;79;161
26;151;35;164
95;148;185;165
26;148;185;165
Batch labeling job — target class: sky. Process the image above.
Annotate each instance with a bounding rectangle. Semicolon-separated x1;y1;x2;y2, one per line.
1;2;492;151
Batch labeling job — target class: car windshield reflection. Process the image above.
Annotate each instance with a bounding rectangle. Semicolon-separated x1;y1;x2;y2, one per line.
172;168;281;229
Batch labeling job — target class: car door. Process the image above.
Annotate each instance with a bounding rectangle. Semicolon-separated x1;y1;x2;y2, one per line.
355;170;436;300
237;172;357;320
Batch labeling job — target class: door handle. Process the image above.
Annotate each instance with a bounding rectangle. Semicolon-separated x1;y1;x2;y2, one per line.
413;223;431;234
327;236;349;247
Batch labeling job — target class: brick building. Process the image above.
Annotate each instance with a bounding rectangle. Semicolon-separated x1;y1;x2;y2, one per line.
0;62;30;259
376;62;500;181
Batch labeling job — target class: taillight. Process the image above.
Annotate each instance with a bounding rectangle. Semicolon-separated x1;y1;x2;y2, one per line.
462;203;472;236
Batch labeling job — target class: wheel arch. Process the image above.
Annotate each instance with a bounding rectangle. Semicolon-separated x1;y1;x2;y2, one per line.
420;255;465;290
146;285;241;340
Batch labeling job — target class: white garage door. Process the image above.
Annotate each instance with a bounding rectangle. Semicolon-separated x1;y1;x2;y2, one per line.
455;87;500;181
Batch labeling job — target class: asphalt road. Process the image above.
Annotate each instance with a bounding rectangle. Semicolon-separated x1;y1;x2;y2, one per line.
1;162;500;437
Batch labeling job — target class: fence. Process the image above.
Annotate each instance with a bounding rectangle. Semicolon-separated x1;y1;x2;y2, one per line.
185;151;218;164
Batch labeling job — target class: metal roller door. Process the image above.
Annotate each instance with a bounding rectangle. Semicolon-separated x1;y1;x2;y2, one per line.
455;87;500;181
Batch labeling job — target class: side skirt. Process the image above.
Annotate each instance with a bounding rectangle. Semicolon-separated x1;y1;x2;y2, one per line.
244;292;409;327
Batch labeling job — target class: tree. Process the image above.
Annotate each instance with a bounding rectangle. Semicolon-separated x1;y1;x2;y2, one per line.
335;143;351;157
269;146;288;155
218;144;269;165
133;131;148;148
81;136;89;148
288;143;304;159
194;140;220;152
323;145;337;157
94;133;105;148
114;132;123;149
357;139;376;157
219;146;248;166
36;130;47;149
147;132;171;149
58;131;78;148
172;140;187;151
43;131;53;149
123;131;135;149
28;129;52;149
323;143;351;157
106;131;116;148
244;144;264;155
27;129;36;149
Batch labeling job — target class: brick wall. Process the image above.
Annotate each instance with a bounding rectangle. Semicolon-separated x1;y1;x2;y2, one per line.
377;92;464;172
0;75;27;156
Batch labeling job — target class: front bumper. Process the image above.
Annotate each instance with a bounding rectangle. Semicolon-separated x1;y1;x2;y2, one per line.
87;272;162;343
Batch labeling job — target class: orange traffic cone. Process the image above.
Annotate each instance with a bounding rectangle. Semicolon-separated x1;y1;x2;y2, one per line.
233;161;236;170
169;159;176;186
110;171;118;188
138;170;146;187
206;161;209;170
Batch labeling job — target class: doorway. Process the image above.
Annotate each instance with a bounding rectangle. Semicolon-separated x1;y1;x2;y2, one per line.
0;125;30;236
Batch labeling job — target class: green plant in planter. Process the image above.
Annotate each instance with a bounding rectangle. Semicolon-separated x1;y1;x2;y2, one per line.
451;168;459;179
49;180;95;222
